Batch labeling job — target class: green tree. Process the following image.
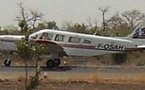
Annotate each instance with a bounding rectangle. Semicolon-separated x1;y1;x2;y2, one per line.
36;23;47;30
27;41;45;90
36;21;58;31
16;39;32;90
112;53;128;65
2;25;20;35
16;39;45;90
47;21;58;29
65;23;88;33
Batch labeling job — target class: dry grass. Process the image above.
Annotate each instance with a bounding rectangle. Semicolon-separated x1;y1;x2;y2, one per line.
1;73;145;85
0;72;145;90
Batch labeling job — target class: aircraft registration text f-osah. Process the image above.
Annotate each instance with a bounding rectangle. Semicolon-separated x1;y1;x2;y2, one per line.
1;19;145;68
97;43;124;51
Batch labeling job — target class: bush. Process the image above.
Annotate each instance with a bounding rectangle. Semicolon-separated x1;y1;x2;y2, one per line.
27;76;39;90
112;53;128;65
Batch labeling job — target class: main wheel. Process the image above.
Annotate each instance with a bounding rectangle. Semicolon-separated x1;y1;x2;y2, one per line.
46;60;54;68
4;59;11;66
53;58;61;67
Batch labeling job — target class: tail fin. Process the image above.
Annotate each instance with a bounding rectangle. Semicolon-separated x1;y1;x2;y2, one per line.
126;19;145;39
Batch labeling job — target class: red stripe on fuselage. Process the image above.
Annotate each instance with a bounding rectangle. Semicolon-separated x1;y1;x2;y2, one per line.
124;48;142;52
58;43;96;50
35;39;56;44
35;40;142;52
35;39;96;50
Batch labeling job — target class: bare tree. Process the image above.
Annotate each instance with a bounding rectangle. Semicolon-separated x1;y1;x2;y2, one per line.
16;2;43;33
107;13;125;31
107;13;127;36
30;10;43;30
16;3;28;32
122;10;145;29
98;6;110;31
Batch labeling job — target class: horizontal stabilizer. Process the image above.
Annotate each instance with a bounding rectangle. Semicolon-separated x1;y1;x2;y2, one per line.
137;45;145;48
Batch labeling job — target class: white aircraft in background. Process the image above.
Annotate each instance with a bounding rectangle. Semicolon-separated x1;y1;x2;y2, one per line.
1;19;145;68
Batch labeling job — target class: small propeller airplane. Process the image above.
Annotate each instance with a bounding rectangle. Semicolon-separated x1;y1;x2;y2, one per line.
1;19;145;68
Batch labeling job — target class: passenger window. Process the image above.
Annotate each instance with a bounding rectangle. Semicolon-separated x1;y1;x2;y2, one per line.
68;37;81;43
40;32;53;40
55;34;65;41
84;39;91;44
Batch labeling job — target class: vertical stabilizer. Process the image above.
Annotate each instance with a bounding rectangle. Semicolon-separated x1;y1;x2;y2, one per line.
127;19;145;39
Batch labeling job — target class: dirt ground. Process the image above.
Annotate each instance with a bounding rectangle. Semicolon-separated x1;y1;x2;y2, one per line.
0;79;145;90
0;55;145;90
0;70;145;90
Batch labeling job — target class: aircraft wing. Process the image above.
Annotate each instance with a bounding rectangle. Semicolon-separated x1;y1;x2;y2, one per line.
136;45;145;51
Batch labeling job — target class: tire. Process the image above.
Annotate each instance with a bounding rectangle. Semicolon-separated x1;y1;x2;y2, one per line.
53;58;61;67
46;60;54;68
4;59;11;66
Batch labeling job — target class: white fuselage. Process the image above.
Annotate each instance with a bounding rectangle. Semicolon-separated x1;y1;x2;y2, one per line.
0;30;141;57
29;29;140;56
0;30;140;57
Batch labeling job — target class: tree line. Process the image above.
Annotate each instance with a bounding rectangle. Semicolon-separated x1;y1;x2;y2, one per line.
0;3;144;37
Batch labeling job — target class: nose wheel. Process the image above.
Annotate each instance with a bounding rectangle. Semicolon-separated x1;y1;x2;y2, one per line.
46;58;61;68
4;59;11;66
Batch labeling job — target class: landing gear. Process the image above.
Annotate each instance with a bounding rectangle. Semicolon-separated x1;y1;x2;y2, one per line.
4;51;13;67
46;58;61;68
4;59;11;66
53;58;61;67
46;60;54;68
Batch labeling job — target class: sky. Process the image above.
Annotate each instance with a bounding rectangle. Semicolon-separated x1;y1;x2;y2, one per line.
0;0;145;28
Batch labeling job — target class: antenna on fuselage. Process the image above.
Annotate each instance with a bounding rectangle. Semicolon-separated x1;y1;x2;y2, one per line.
93;31;98;35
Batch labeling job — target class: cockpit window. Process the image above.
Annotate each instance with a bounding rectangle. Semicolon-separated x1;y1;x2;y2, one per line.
40;32;53;40
55;34;65;41
31;34;38;39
